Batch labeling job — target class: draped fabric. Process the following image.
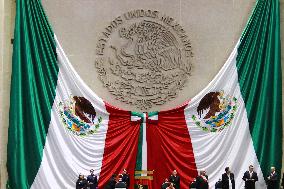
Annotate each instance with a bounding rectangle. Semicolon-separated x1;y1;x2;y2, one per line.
147;106;198;189
7;0;58;188
30;37;140;189
184;42;266;188
98;105;140;189
236;0;282;184
7;0;282;188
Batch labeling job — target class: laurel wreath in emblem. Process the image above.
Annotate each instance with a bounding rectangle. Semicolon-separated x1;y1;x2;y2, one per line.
95;10;193;110
192;91;238;132
58;96;103;136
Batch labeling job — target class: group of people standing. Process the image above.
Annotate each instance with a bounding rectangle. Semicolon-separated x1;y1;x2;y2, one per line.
77;166;282;189
189;165;280;189
76;169;130;189
162;166;280;189
76;169;98;189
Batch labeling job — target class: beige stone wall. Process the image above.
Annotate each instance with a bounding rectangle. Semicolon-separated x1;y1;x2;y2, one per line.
42;0;257;112
0;0;15;187
0;0;284;188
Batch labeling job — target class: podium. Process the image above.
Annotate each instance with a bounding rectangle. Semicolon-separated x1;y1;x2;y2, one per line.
134;170;154;189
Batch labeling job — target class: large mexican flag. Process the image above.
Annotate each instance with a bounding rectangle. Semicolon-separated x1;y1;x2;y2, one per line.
7;0;282;189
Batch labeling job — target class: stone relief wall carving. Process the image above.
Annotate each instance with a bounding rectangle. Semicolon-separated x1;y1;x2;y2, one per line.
95;9;193;110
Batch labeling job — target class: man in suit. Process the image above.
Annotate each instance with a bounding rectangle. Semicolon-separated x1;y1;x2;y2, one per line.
161;178;171;189
87;169;98;189
215;179;222;189
122;169;130;188
104;174;117;189
222;167;235;189
76;174;88;189
169;170;180;189
266;167;278;189
242;165;258;189
196;170;209;189
115;174;127;188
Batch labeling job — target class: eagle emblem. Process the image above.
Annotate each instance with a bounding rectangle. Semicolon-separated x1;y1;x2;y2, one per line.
192;91;237;132
59;96;102;136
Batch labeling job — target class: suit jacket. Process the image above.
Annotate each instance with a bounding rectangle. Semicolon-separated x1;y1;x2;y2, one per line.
222;173;235;189
76;178;88;189
87;174;98;189
169;175;180;189
104;177;116;189
196;175;209;189
242;171;258;189
267;172;278;189
122;174;130;188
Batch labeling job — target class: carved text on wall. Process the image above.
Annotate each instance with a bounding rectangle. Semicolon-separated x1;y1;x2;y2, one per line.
95;9;193;110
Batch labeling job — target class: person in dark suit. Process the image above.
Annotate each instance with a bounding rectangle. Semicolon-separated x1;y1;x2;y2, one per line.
222;167;235;189
122;169;130;188
104;174;117;189
169;170;180;189
196;170;209;189
161;178;171;189
242;165;258;189
87;169;98;189
215;179;222;189
266;167;278;189
76;174;88;189
115;174;127;188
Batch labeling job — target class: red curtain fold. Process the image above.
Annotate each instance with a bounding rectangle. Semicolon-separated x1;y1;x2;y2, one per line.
98;104;140;189
147;105;198;189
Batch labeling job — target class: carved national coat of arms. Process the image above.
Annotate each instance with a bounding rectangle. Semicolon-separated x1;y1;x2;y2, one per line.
95;9;193;110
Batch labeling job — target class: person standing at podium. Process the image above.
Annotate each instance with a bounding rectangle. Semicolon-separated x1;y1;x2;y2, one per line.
242;165;258;189
169;170;180;189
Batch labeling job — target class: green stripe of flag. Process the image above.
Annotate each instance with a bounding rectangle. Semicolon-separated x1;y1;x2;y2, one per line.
132;112;144;171
237;0;282;187
7;0;58;188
